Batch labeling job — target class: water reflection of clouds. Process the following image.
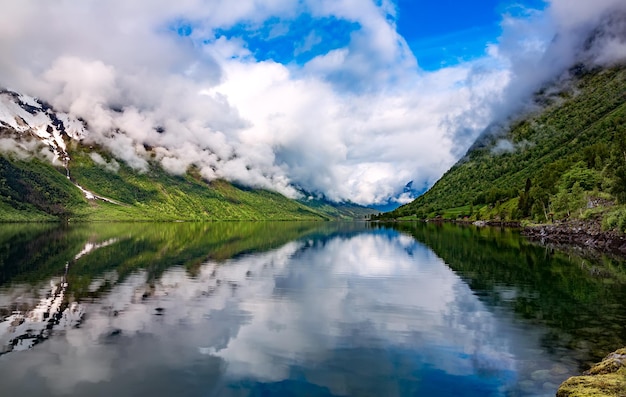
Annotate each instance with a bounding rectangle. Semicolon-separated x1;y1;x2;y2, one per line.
0;230;519;396
215;232;517;387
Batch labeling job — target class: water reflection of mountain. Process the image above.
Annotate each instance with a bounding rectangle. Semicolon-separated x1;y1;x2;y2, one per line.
0;222;369;289
389;222;626;369
1;224;524;396
1;222;623;396
0;222;372;355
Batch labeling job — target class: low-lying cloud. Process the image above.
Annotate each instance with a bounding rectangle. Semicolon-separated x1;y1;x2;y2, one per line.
0;0;624;205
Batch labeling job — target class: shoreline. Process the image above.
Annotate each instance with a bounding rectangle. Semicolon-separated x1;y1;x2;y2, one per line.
377;218;626;257
521;220;626;256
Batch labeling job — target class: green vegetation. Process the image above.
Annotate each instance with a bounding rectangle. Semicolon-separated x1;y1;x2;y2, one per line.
389;221;626;365
557;348;626;397
68;147;326;221
0;145;374;222
296;196;375;220
0;156;83;221
379;65;626;231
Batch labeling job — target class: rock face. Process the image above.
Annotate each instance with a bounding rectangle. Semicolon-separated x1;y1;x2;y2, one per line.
523;220;626;255
0;89;87;164
556;348;626;396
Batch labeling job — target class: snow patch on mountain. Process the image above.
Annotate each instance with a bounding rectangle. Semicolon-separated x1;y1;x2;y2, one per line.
0;90;87;164
0;90;125;203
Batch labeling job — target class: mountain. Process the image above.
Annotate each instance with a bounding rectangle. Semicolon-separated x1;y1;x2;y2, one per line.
379;62;626;230
367;181;425;213
0;91;374;221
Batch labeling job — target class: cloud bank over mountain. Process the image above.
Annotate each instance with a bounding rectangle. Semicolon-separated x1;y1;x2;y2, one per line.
0;0;624;205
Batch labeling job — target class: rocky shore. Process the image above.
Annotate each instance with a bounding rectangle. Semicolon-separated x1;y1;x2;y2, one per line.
522;220;626;255
411;218;626;255
556;347;626;396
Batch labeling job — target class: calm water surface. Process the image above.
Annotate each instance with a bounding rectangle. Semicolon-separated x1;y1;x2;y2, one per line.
0;222;624;396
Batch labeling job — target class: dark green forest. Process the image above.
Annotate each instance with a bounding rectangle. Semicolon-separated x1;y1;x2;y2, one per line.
379;65;626;231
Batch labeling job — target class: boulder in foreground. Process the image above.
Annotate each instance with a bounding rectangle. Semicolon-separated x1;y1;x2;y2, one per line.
556;348;626;397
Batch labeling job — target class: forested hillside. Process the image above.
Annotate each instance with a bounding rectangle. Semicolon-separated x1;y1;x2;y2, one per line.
0;146;373;222
379;64;626;231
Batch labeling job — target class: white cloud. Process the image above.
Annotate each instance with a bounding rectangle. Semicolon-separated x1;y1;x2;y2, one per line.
0;0;623;205
89;152;120;173
0;138;52;161
492;139;515;155
488;0;626;122
549;0;625;30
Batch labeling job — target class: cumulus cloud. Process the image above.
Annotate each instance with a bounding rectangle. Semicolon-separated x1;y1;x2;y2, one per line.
0;0;623;205
486;0;626;123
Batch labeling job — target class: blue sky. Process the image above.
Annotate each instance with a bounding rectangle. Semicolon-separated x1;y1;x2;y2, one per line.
204;0;548;71
396;0;547;69
214;15;359;65
2;0;622;207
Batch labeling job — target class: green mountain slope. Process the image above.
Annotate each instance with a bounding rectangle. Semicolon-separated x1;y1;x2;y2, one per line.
0;145;373;222
0;156;84;222
380;65;626;229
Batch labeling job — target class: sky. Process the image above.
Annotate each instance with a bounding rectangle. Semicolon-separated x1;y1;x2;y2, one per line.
0;0;625;207
397;0;542;70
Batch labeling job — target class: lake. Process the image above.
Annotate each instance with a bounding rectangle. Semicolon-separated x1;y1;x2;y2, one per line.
0;221;624;396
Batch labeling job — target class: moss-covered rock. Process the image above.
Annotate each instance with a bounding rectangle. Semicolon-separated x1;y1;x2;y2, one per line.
556;348;626;396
